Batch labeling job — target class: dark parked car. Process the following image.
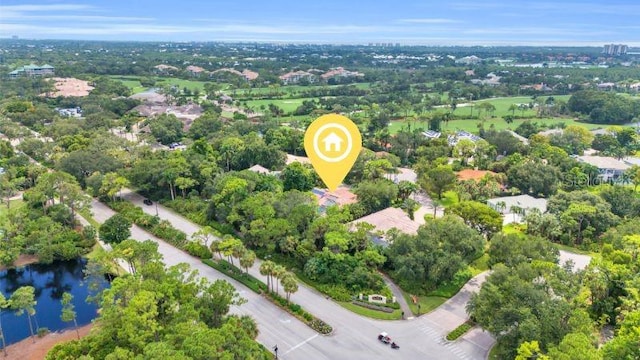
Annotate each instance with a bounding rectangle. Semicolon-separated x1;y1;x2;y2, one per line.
143;199;153;206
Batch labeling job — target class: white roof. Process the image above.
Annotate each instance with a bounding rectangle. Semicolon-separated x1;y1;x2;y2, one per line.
487;194;548;213
577;156;631;171
247;164;271;174
623;157;640;167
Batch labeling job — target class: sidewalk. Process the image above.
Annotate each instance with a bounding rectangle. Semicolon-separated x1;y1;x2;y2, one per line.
379;272;413;319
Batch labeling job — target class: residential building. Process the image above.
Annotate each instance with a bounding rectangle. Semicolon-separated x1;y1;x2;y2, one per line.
320;67;364;80
55;107;82;117
279;70;316;85
457;169;497;182
349;207;419;246
246;164;275;175
447;130;482;146
577;155;631;182
455;55;481;65
313;186;357;213
211;68;259;81
8;64;55;78
153;64;179;74
422;130;442;139
603;44;628;56
186;65;206;76
487;194;548;224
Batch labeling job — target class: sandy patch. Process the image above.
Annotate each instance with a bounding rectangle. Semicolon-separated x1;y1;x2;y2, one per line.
0;254;39;271
3;324;92;360
44;78;94;97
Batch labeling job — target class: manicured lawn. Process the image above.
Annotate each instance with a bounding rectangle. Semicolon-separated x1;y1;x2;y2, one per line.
108;75;209;94
470;254;490;275
389;115;606;135
156;78;208;92
232;82;371;97
338;301;402;320
403;292;448;316
244;97;327;114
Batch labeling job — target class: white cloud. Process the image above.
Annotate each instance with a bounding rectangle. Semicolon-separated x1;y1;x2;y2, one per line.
0;4;94;12
398;18;462;24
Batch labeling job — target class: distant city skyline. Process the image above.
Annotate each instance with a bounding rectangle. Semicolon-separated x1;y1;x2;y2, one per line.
1;1;640;46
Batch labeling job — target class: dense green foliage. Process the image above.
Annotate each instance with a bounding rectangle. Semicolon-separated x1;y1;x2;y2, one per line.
47;241;266;359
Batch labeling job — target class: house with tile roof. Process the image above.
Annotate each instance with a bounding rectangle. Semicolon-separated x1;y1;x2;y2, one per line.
9;64;55;78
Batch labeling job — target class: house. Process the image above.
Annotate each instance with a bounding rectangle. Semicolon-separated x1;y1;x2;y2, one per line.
320;67;364;80
487;194;548;224
219;95;233;103
386;167;417;184
349;207;419;246
8;64;55;78
623;157;640;167
597;82;616;90
279;70;316;85
457;169;497;182
577;155;631;182
507;130;529;145
538;128;564;137
285;154;311;165
455;55;481;65
153;64;179;74
211;68;259;81
186;65;206;76
322;132;343;152
422;130;442;139
247;164;273;175
55;107;82;117
313;186;357;213
448;130;482;146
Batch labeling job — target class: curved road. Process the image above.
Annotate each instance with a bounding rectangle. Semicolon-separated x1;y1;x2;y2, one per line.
91;190;495;360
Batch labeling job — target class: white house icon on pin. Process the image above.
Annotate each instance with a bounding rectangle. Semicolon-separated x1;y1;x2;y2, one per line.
322;132;343;152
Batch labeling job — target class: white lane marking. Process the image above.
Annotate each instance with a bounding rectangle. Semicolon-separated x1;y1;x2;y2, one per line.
282;334;319;356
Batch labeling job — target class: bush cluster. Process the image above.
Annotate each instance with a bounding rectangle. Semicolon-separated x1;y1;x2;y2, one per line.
351;300;395;313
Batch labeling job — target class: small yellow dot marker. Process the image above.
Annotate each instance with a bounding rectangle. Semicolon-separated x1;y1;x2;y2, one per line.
304;113;362;192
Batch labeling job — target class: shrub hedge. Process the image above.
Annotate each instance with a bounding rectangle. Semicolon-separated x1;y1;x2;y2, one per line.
446;321;474;341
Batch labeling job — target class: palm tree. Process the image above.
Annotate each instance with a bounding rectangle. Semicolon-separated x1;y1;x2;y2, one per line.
240;250;256;274
10;286;37;343
281;272;299;303
0;293;8;356
272;265;286;295
259;260;275;292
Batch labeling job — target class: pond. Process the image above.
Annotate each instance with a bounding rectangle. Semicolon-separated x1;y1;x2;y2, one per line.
0;258;109;346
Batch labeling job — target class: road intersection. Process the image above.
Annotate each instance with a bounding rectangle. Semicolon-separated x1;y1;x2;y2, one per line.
88;189;496;360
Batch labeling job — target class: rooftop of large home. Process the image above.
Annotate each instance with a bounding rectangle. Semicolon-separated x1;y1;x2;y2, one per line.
487;194;548;214
349;207;420;244
577;156;631;170
448;130;483;146
9;63;55;77
457;169;497;181
246;164;273;175
313;186;357;209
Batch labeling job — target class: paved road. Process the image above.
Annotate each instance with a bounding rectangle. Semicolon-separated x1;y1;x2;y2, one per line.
113;189;495;360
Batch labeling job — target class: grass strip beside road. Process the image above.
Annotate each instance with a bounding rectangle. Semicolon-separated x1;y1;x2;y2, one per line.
446;321;474;341
203;258;266;294
203;259;333;335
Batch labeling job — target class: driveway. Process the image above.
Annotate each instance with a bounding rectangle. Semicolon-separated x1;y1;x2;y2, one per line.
114;190;495;359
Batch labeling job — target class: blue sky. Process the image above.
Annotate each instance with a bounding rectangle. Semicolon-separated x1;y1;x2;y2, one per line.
1;1;639;45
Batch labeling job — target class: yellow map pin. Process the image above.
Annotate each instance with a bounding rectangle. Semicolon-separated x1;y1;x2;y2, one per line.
304;114;362;192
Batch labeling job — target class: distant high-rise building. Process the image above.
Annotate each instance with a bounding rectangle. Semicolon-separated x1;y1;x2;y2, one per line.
603;43;628;56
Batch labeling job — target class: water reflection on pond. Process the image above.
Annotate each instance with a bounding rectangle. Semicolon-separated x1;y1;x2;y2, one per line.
1;258;109;345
